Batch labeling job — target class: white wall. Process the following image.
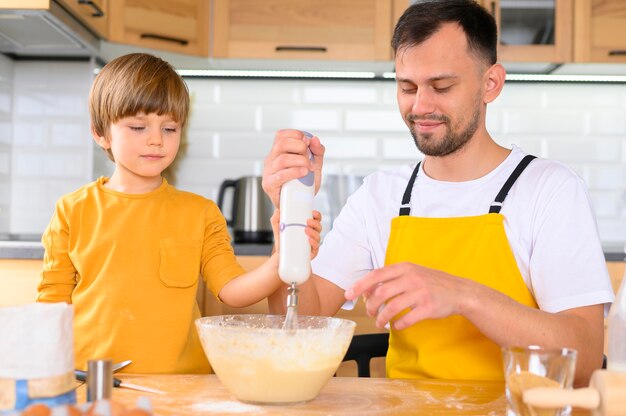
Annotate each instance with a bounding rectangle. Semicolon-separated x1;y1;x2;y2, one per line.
0;61;624;247
0;55;12;234
7;60;93;235
0;55;13;233
180;78;626;245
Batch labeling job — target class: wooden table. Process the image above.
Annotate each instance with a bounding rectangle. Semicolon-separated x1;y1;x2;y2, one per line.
76;374;594;415
72;373;559;416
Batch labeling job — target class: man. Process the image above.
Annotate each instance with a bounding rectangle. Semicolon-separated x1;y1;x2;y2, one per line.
262;0;613;386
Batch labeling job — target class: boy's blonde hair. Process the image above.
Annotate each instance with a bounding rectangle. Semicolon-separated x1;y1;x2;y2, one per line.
89;53;189;161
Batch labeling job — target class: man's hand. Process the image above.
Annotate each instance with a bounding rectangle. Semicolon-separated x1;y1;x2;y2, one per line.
262;129;325;207
345;262;472;330
345;262;604;387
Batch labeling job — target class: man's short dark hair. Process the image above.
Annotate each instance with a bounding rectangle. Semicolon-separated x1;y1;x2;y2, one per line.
391;0;498;65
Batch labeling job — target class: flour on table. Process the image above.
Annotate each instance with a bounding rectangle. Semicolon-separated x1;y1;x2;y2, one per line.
189;400;263;413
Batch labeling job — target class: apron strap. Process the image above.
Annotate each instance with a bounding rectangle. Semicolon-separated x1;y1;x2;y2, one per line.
489;155;537;213
399;162;421;216
399;154;537;216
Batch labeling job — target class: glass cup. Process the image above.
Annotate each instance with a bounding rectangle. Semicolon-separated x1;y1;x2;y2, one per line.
502;346;577;416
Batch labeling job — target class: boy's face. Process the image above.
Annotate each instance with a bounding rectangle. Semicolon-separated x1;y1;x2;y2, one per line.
98;112;181;183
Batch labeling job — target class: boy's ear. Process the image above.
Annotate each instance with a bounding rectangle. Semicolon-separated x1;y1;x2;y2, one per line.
91;125;110;149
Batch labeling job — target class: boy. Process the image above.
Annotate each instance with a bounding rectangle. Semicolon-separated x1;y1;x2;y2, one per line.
37;53;321;374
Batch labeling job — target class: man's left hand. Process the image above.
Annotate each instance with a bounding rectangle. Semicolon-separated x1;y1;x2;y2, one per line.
345;262;472;330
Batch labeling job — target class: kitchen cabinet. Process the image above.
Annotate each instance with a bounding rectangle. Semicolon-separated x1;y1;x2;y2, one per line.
394;0;573;63
108;0;209;56
482;0;574;62
212;0;394;61
574;0;626;63
57;0;109;38
0;259;41;306
486;0;574;62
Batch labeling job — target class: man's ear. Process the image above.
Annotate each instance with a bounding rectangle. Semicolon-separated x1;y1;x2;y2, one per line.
483;63;506;104
91;125;109;149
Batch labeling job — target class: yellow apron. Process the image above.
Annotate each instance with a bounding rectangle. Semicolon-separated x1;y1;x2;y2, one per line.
385;155;538;380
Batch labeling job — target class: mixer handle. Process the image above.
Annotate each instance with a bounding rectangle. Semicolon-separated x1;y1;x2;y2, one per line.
217;179;238;226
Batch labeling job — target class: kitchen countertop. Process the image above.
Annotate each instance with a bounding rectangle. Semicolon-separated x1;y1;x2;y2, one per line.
0;240;273;259
1;239;622;261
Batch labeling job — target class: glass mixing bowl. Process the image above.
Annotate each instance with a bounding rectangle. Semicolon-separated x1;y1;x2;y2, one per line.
195;314;356;404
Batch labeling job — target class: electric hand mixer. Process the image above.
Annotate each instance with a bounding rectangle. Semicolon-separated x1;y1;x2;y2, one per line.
278;131;315;331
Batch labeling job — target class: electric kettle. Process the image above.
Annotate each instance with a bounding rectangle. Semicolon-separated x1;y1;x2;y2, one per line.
217;176;274;244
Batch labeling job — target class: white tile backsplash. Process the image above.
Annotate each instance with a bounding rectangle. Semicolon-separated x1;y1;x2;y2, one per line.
0;122;11;145
542;84;626;108
219;80;297;104
545;137;623;162
262;107;342;132
0;181;10;201
302;85;378;104
345;109;406;132
0;62;625;246
15;94;46;116
494;85;544;107
177;158;258;186
598;218;626;244
322;135;378;159
13;123;46;147
0;89;11;115
7;60;93;234
587;165;626;190
189;104;257;130
0;153;9;175
44;95;85;116
216;132;275;159
50;122;91;147
185;131;216;157
503;110;587;134
590;191;621;218
0;55;11;234
586;110;626;135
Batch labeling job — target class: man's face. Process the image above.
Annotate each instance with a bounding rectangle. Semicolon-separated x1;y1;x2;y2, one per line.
395;23;487;157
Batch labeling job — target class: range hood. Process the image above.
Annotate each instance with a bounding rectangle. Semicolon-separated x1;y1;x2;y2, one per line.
0;1;99;57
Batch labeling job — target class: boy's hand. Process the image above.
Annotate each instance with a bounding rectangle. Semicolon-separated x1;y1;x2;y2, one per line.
270;209;322;259
306;210;323;259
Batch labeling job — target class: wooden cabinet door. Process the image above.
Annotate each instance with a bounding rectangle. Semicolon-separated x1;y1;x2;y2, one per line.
392;0;573;63
57;0;109;38
212;0;393;61
109;0;209;56
482;0;573;62
574;0;626;63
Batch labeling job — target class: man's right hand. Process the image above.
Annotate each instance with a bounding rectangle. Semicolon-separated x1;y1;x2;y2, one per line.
262;129;325;207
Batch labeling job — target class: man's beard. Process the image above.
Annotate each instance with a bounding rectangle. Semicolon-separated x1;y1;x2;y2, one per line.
407;104;481;157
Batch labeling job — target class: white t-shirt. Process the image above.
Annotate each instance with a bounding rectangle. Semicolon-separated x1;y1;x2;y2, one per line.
312;145;614;313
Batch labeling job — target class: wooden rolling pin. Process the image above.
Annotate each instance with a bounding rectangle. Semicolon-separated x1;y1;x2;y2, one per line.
523;370;626;416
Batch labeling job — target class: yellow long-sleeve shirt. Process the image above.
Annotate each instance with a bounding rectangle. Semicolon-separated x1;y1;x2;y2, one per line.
37;177;246;374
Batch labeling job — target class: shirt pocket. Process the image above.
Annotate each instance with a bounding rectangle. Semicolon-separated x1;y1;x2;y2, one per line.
159;239;201;288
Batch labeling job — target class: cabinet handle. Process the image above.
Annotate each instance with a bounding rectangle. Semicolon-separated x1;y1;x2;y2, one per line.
275;46;327;53
490;1;496;16
77;0;104;17
609;50;626;56
140;34;189;46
